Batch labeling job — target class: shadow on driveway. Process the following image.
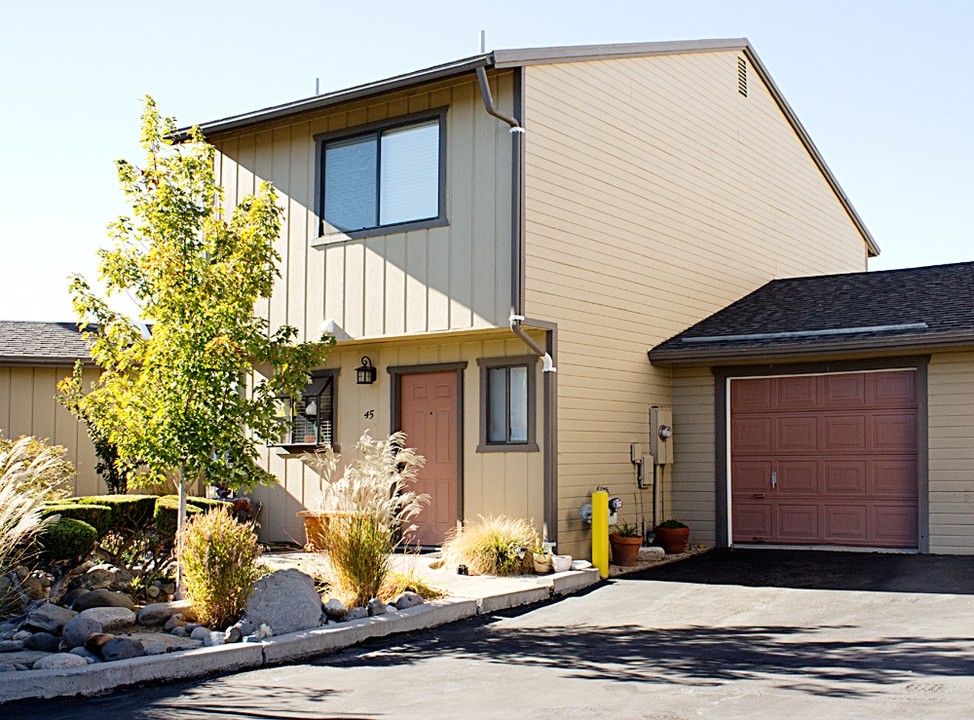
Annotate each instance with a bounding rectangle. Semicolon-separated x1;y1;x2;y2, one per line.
625;548;974;594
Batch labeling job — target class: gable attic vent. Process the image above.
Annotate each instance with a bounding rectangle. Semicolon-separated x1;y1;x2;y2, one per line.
737;56;748;97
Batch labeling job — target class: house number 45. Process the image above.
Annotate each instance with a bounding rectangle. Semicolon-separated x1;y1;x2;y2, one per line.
363;409;374;419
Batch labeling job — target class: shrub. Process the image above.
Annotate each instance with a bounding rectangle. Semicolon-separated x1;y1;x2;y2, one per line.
40;503;112;538
153;496;203;542
380;570;445;602
179;507;263;628
38;517;98;563
313;432;427;608
0;432;74;499
76;495;157;533
440;515;539;576
656;519;688;529
0;438;64;613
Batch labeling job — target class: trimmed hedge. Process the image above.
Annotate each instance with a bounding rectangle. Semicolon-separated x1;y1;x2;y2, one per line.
39;517;98;563
154;495;226;541
40;503;112;538
76;495;157;530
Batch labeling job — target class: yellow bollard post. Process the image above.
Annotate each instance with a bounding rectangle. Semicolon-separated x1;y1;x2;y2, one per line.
592;489;609;579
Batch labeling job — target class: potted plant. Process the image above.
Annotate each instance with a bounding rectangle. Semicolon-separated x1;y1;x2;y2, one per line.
654;520;689;554
532;540;555;574
609;521;642;567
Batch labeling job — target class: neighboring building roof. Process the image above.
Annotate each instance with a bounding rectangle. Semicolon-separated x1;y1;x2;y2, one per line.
0;321;93;366
181;39;878;257
649;261;974;366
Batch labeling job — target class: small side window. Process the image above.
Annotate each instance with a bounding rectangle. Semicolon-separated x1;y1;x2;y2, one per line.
270;371;336;448
478;357;538;452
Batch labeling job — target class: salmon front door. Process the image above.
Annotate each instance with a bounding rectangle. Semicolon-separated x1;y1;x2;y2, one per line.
399;371;459;546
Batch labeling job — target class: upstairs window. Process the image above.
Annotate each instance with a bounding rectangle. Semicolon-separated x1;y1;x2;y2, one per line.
271;371;336;448
319;114;444;236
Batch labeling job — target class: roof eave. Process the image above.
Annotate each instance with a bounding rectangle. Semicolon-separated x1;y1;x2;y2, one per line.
0;356;94;368
649;331;974;367
492;38;749;68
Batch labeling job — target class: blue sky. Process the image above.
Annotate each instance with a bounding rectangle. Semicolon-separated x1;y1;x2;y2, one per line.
1;0;971;321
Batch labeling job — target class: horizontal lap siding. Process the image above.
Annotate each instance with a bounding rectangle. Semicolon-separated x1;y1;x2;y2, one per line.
213;72;514;344
0;365;101;496
669;369;717;545
928;353;974;554
524;52;869;558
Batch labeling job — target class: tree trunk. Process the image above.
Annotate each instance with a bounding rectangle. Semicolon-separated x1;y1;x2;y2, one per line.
175;473;188;599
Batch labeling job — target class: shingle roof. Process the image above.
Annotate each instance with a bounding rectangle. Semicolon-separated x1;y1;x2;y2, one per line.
0;321;93;366
650;261;974;366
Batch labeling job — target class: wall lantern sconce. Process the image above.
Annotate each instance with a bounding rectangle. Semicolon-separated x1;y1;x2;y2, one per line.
356;356;377;385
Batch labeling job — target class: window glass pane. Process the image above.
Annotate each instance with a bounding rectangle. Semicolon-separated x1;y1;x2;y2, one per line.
379;120;439;226
325;135;377;232
509;366;528;443
487;367;507;443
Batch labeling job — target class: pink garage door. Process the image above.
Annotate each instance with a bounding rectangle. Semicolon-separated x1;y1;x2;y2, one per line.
730;370;918;548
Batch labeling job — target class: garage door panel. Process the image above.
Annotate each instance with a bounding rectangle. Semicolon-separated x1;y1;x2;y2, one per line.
730;370;918;549
872;459;917;496
870;413;917;452
824;461;867;495
775;376;818;410
822;373;866;408
731;378;772;413
822;414;867;452
823;505;868;542
777;504;818;540
731;417;773;454
776;460;818;494
731;461;773;493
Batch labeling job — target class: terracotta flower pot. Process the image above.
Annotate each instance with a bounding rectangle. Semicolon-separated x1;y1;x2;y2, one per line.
297;510;357;552
533;553;553;574
609;534;642;567
654;526;689;554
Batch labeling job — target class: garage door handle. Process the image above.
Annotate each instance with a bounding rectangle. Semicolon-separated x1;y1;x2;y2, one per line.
752;493;765;498
771;470;777;489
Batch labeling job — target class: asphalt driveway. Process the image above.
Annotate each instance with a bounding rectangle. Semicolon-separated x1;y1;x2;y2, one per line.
14;550;974;719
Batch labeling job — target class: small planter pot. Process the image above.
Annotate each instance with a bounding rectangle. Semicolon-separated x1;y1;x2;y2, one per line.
297;510;357;552
654;526;690;554
609;534;642;567
551;554;572;573
533;553;553;574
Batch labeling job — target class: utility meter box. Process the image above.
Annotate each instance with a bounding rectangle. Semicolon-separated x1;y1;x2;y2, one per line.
650;405;673;465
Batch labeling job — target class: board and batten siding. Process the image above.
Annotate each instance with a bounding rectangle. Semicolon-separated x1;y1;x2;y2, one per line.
0;365;102;496
522;51;871;556
254;331;544;544
927;352;974;554
211;71;514;345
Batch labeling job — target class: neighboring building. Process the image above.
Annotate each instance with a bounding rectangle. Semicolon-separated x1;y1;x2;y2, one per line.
0;321;102;495
191;38;880;556
651;262;974;555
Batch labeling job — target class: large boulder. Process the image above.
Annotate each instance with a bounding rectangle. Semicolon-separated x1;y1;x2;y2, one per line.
23;603;77;634
137;599;196;627
72;589;135;611
78;606;135;632
243;569;322;636
33;653;87;670
61;615;104;649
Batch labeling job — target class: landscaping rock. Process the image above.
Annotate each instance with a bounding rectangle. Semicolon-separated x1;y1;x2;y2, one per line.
33;653;87;670
164;613;187;631
137;599;196;627
229;617;256;637
127;632;201;653
78;606;136;632
146;584;161;599
72;589;135;611
72;564;133;593
21;576;45;600
243;569;322;635
0;640;24;652
100;637;145;662
224;626;243;644
61;615;104;649
367;598;389;616
24;602;77;634
12;630;31;641
143;641;168;655
68;647;101;664
61;589;86;608
171;626;190;637
344;607;368;621
189;626;211;641
0;621;18;634
202;631;225;647
323;598;347;619
25;632;60;653
0;664;17;672
393;592;424;610
84;633;116;656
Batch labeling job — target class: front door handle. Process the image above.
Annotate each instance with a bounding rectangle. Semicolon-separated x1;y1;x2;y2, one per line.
771;470;777;489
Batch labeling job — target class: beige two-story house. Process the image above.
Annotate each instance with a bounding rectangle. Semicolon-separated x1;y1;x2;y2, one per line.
194;39;877;557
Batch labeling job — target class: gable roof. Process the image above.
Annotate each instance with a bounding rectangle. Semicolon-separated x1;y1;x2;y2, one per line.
649;261;974;366
0;321;93;366
182;38;878;258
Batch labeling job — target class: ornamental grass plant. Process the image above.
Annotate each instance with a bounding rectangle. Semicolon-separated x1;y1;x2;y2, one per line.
179;507;264;628
311;432;427;608
440;515;540;576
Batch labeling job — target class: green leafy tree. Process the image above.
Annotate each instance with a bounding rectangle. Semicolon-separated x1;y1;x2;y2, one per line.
59;97;333;581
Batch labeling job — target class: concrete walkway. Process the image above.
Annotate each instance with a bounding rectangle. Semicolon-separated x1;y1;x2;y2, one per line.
0;553;599;706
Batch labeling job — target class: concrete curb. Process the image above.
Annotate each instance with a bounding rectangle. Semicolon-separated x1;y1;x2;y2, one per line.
0;569;600;704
